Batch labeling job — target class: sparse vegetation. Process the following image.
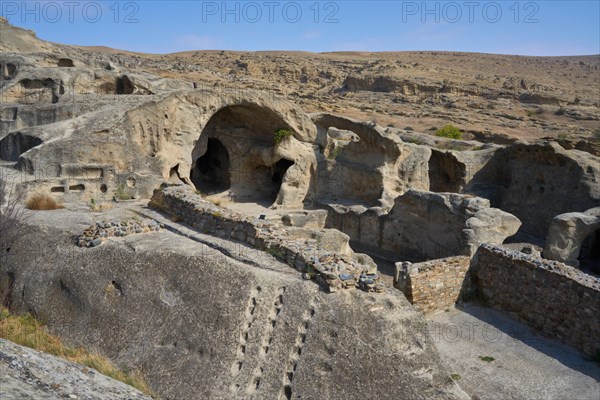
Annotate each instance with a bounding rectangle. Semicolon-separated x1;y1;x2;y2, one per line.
274;128;292;145
407;138;424;145
0;307;154;396
486;103;496;110
169;214;183;223
114;184;132;201
89;198;113;212
265;246;284;259
593;128;600;142
557;133;568;140
479;355;495;362
26;193;63;210
450;373;461;381
526;107;544;117
555;107;566;116
471;145;486;151
404;126;414;131
328;145;343;159
435;124;463;140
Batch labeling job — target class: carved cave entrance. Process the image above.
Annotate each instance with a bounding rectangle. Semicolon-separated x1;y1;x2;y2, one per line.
428;150;464;193
190;138;231;193
190;105;296;205
579;229;600;274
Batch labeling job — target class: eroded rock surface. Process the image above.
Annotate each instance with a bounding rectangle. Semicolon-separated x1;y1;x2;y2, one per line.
0;339;151;400
0;220;469;400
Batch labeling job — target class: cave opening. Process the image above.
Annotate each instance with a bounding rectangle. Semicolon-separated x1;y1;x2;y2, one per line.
428;150;464;193
579;229;600;274
272;159;294;187
190;138;231;194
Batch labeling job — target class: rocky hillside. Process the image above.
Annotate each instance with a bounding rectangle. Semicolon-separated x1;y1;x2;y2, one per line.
2;18;599;145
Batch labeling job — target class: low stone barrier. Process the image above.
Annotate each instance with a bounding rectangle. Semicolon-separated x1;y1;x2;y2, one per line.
76;218;162;247
473;244;600;356
149;184;383;293
394;256;471;314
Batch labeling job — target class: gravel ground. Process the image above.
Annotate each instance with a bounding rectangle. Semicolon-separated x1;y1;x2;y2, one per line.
429;304;600;400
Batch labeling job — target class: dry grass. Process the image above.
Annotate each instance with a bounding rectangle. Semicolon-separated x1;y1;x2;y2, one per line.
25;193;63;210
0;307;155;397
90;200;113;212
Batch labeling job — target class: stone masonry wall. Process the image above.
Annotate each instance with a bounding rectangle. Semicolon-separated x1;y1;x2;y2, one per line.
473;244;600;356
394;256;471;315
149;184;383;293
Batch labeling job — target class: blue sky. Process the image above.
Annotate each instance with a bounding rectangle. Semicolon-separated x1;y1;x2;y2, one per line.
2;1;599;55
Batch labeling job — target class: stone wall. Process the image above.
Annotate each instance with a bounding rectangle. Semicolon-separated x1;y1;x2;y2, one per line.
473;244;600;356
76;218;162;248
394;256;471;315
149;184;383;293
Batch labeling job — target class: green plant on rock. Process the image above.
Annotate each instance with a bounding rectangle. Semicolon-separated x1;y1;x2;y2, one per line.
479;355;495;362
435;124;463;140
274;128;292;145
114;184;131;201
328;145;343;159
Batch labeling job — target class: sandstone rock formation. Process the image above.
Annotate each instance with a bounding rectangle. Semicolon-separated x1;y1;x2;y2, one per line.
464;142;600;238
1;16;599;400
0;220;469;400
0;339;151;400
543;207;600;268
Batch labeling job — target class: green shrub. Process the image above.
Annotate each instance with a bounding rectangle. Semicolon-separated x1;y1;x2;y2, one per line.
435;124;463;140
555;107;566;116
479;355;495;362
328;145;343;159
274;128;292;145
114;184;132;201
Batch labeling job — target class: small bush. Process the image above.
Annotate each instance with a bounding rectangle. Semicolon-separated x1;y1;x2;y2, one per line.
274;128;292;145
114;184;133;201
450;373;461;381
327;145;343;159
435;124;463;140
89;199;113;212
26;193;62;210
479;355;495;362
593;128;600;142
557;133;568;140
486;103;496;110
526;107;544;117
555;107;566;116
407;138;424;145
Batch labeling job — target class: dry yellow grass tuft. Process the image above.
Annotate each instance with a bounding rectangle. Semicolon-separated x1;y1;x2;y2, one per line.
89;200;113;212
0;307;155;397
25;193;63;210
